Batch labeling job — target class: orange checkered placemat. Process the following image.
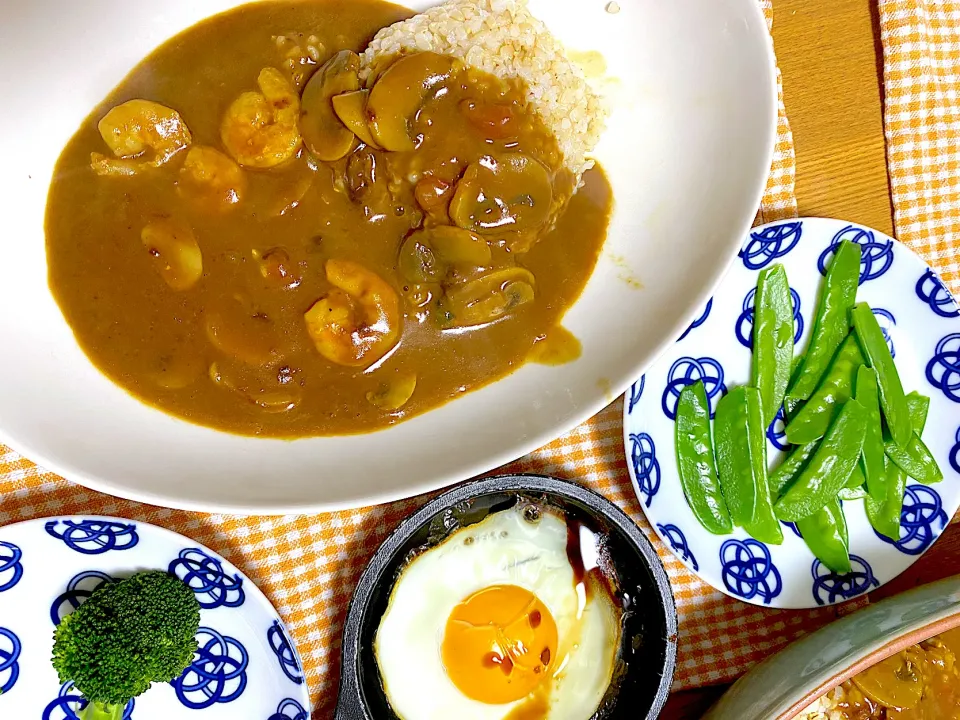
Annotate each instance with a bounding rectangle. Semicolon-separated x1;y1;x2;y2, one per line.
10;0;959;715
879;0;960;294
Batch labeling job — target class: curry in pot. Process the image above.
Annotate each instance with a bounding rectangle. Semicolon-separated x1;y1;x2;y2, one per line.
45;0;611;437
823;628;960;719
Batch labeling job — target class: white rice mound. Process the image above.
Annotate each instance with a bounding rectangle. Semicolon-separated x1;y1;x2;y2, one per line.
361;0;608;184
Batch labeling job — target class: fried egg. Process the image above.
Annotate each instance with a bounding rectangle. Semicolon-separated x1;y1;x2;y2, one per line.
375;504;621;720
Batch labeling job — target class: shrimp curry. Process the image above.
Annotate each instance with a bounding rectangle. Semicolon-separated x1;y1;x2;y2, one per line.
45;0;611;437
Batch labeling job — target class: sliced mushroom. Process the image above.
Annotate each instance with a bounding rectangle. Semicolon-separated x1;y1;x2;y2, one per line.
852;652;924;710
332;90;381;149
444;267;535;327
429;226;492;266
300;50;361;161
449;154;553;234
398;226;491;285
141;219;203;291
398;233;444;284
366;52;461;152
209;361;301;413
366;373;417;411
205;297;282;367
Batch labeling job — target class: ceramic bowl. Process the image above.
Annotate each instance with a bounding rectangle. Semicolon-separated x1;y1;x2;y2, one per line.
702;574;960;720
0;0;775;513
334;474;678;720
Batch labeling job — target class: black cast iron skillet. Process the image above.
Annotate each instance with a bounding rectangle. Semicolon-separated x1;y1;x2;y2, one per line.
334;474;678;720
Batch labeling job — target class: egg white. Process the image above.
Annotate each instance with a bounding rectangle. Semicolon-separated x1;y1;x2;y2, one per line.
375;505;620;720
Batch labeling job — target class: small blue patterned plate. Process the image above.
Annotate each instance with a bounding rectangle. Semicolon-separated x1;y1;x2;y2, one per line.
0;515;310;719
623;217;960;609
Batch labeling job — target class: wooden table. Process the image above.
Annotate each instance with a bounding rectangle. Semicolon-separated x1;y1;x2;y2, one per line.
660;1;960;716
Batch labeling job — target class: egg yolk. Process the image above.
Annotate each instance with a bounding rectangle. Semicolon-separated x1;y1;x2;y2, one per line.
441;584;558;705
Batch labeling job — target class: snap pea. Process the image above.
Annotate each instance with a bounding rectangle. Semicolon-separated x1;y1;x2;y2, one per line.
784;354;806;419
851;302;911;448
866;458;906;541
884;434;943;485
865;390;925;540
752;264;795;427
797;498;851;574
775;399;868;522
856;366;886;503
769;442;817;500
785;333;864;445
675;381;733;534
714;386;765;527
838;485;867;501
786;240;861;406
906;392;930;432
838;464;867;500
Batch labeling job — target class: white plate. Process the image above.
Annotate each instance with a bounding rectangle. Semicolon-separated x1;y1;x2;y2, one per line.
0;0;775;513
0;516;310;718
623;217;960;609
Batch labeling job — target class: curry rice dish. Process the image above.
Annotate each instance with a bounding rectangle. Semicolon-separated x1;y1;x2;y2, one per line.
45;0;612;438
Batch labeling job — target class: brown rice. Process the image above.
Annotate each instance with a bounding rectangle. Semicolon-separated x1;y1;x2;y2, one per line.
360;0;608;184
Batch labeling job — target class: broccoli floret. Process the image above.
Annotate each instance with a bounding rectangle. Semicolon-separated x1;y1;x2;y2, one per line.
51;570;200;720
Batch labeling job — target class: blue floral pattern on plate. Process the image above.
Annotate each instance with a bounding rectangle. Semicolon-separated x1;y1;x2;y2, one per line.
44;519;139;554
661;356;726;420
169;548;245;609
0;541;23;593
0;627;21;695
916;269;960;318
876;485;949;556
657;524;698;571
624;218;960;608
0;516;310;717
811;555;879;606
50;570;115;625
173;627;249;709
269;698;309;720
268;620;304;686
42;682;135;720
629;432;660;508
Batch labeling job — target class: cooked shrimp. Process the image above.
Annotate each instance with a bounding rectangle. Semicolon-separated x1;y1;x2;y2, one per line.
304;259;401;368
221;68;302;169
90;99;192;176
177;146;245;211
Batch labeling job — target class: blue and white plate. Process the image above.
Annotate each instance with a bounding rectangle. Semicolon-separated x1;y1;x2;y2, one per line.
0;516;310;719
623;217;960;609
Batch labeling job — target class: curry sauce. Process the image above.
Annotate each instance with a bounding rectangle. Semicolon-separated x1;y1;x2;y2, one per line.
45;0;611;437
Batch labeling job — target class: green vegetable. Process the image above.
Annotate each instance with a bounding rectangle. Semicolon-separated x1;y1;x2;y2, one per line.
865;391;926;540
786;240;861;406
856;366;886;503
884;434;944;484
752;264;795;427
769;442;817;500
714;386;765;527
51;570;200;720
838;464;867;500
866;459;907;541
851;302;911;448
785;333;864;444
784;354;806;419
838;485;867;501
775;399;868;521
906;392;930;432
797;498;851;573
675;381;732;534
